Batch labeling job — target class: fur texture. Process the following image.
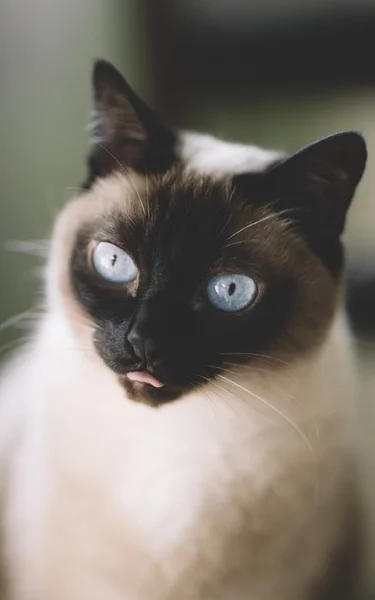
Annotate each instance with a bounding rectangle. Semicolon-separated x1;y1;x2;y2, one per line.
0;60;368;599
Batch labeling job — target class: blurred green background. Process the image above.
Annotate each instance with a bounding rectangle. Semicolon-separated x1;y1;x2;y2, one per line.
0;0;149;350
1;0;375;346
1;0;375;588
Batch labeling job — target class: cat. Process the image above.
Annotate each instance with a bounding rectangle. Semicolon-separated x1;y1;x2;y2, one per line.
0;59;368;600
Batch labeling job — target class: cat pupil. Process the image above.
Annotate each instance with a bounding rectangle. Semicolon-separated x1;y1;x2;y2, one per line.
111;254;117;267
228;283;236;296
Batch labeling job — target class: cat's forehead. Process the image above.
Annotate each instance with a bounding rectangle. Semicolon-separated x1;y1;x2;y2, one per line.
91;169;259;236
122;168;234;217
72;169;298;269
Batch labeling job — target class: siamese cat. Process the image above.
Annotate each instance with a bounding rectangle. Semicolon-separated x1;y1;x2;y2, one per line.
0;60;368;600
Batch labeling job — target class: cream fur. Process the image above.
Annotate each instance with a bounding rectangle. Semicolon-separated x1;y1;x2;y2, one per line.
179;132;282;177
0;310;357;600
0;133;360;599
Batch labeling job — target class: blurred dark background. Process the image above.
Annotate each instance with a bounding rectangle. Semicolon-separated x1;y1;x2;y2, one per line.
1;0;375;589
2;0;375;331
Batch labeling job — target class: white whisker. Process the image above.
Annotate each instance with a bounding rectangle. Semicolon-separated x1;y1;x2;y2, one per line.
188;378;216;416
145;171;150;219
5;239;50;258
226;208;296;242
221;361;299;385
217;374;313;455
197;375;239;416
74;315;95;327
98;144;146;216
0;335;34;356
0;309;42;335
218;352;290;366
217;190;235;238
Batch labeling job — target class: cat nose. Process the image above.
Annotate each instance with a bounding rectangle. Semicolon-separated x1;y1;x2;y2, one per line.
127;326;147;362
128;330;157;365
127;307;158;365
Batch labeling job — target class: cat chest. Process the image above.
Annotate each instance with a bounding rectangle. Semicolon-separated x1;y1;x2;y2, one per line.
7;373;334;600
21;411;324;600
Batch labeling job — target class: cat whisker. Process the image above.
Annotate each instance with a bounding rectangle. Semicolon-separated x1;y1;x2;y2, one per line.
216;374;313;455
218;352;290;366
217;191;235;238
0;309;43;335
214;374;317;501
0;336;35;356
214;371;319;504
201;382;241;419
225;208;297;242
19;267;45;285
71;313;97;330
98;144;146;216
69;347;95;354
145;171;150;219
73;317;96;331
77;326;95;335
205;364;246;380
221;361;299;385
5;239;50;258
197;375;240;416
208;364;294;398
188;378;217;416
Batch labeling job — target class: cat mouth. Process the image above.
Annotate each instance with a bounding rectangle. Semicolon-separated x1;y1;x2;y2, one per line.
126;371;165;388
118;369;187;405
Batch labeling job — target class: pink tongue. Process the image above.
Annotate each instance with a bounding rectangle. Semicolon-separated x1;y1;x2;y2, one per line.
127;371;164;388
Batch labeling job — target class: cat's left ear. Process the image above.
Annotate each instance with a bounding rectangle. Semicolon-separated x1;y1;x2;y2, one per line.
234;131;367;238
84;60;176;187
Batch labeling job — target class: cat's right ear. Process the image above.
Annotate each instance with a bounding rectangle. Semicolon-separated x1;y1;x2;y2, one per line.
84;60;176;187
233;131;367;239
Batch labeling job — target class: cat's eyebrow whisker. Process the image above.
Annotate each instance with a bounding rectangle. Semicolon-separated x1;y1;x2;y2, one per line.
225;208;297;242
216;374;313;456
217;191;235;238
98;143;146;216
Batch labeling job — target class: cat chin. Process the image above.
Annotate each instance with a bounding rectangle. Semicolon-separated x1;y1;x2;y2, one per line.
118;375;188;406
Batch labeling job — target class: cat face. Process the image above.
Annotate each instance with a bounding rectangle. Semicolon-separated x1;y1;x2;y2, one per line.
54;61;366;405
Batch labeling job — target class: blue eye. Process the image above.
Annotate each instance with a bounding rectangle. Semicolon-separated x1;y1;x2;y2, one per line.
206;274;257;312
92;242;138;283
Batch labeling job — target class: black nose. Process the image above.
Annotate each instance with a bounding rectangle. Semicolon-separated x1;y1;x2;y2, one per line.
127;326;147;362
127;305;158;365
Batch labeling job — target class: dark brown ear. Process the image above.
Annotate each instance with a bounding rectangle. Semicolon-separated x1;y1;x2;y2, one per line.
84;60;176;187
234;131;367;239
